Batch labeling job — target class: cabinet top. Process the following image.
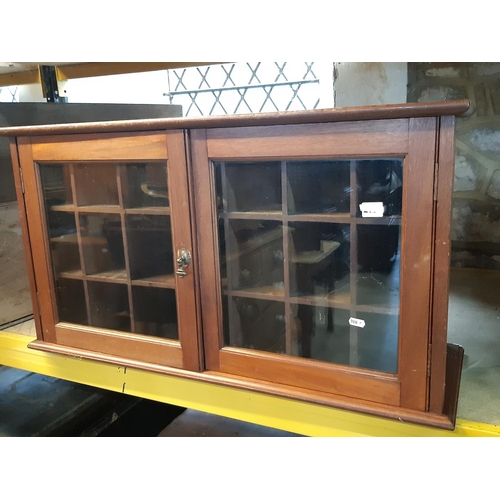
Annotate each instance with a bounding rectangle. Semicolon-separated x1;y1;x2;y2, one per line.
0;100;472;137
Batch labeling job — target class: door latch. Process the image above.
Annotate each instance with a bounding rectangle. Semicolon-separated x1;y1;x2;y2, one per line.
176;249;191;278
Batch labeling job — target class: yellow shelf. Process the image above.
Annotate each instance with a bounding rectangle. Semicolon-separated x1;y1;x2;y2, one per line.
0;330;498;437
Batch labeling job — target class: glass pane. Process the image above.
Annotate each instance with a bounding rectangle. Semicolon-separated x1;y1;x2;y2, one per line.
121;163;169;208
356;159;403;217
55;279;88;325
48;211;80;275
289;222;350;304
221;219;284;295
224;296;286;354
290;305;351;363
39;161;178;341
216;161;282;213
74;163;119;207
79;214;126;278
40;164;73;207
216;157;404;375
356;225;401;309
287;160;350;215
350;311;398;373
87;281;131;332
133;286;178;340
126;214;174;281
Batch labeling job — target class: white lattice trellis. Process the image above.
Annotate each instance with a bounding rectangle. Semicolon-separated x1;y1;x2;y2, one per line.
0;86;19;103
166;62;324;117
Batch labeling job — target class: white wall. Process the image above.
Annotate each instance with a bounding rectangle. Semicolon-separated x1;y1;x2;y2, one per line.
335;62;408;107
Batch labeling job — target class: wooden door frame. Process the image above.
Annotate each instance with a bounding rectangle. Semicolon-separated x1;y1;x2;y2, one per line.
191;118;442;410
16;130;202;372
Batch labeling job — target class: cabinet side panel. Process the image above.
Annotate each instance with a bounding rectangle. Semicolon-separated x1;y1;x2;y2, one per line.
16;138;58;342
9;139;42;337
429;115;455;413
399;117;437;410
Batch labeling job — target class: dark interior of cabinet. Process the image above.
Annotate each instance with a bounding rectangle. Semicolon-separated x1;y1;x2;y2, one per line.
39;162;179;340
215;158;403;374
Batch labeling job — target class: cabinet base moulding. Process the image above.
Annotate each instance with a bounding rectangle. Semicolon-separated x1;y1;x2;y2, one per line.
28;339;463;430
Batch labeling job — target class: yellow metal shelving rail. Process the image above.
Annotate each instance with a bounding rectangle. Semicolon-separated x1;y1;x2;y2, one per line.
0;63;223;88
1;331;498;437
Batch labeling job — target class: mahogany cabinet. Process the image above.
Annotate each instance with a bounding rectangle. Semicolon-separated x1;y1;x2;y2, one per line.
1;101;470;429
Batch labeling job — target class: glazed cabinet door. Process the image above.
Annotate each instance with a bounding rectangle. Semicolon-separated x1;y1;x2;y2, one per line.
192;118;439;410
16;131;201;371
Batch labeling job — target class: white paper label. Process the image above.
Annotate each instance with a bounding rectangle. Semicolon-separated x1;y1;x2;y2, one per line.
359;202;384;218
349;317;365;328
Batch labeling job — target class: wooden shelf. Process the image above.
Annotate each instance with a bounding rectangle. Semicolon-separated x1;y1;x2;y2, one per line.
355;215;401;226
49;204;170;216
224;285;285;301
87;269;129;283
288;213;401;225
290;241;340;264
74;204;122;214
57;269;83;280
218;211;401;226
224;211;283;220
288;213;351;223
289;292;351;310
49;204;76;212
290;294;398;315
124;207;170;215
59;269;129;283
58;270;177;289
132;274;176;289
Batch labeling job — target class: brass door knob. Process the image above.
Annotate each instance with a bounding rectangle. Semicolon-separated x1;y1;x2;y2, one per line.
176;249;191;278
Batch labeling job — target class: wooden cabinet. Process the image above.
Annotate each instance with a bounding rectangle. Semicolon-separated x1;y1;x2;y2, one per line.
2;101;470;429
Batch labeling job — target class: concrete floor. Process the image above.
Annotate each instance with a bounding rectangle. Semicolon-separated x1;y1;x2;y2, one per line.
447;268;500;425
0;365;139;436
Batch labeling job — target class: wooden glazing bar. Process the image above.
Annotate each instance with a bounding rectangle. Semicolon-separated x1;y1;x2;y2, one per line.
281;161;293;355
219;161;241;346
116;165;136;333
69;163;92;326
124;207;170;215
349;160;358;365
224;211;283;220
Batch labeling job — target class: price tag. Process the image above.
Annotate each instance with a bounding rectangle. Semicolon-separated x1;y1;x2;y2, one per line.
349;317;365;328
359;202;384;218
